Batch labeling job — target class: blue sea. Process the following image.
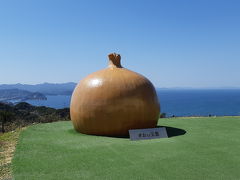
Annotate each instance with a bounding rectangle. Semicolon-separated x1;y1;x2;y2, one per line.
25;89;240;117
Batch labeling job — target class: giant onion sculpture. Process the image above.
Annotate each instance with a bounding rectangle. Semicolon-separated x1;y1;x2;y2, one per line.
70;53;160;136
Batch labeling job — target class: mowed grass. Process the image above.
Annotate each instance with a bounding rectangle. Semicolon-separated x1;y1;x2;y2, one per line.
12;117;240;180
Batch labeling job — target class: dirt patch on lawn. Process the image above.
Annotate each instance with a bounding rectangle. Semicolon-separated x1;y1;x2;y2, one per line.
0;128;24;180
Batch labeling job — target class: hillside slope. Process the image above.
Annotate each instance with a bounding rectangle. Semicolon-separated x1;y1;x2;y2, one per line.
0;83;76;95
0;89;46;102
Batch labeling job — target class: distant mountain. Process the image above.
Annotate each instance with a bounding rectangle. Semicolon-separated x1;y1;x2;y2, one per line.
0;89;47;102
0;82;77;95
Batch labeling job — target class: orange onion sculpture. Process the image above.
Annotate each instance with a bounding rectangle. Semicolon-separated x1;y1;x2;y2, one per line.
70;53;160;136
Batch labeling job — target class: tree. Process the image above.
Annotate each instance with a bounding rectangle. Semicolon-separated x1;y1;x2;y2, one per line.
159;112;166;118
0;110;14;133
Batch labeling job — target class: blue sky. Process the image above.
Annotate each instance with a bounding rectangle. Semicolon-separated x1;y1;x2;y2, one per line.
0;0;240;88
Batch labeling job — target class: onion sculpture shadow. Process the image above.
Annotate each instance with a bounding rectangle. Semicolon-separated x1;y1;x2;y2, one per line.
70;53;160;136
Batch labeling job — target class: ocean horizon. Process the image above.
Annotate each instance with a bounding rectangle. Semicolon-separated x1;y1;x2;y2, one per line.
22;89;240;117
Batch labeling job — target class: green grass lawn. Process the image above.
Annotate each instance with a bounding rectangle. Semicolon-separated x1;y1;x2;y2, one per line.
12;117;240;180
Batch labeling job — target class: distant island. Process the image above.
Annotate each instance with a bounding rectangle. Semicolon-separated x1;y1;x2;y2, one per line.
0;82;77;96
0;82;78;105
0;89;47;102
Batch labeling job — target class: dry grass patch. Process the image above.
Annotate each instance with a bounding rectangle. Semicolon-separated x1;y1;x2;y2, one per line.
0;128;23;180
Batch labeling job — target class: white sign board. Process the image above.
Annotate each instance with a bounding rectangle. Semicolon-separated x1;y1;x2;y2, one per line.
129;127;168;141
